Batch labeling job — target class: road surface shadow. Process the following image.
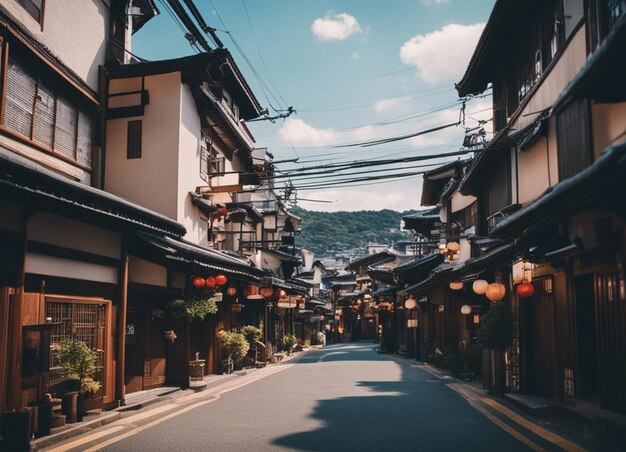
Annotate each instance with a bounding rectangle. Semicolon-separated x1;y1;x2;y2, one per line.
273;342;529;451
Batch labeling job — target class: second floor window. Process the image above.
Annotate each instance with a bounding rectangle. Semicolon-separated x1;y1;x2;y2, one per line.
3;55;94;169
15;0;44;24
200;145;225;182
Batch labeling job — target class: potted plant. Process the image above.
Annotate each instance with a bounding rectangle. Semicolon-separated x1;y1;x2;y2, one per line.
240;325;263;367
56;337;102;421
283;333;297;355
217;330;249;374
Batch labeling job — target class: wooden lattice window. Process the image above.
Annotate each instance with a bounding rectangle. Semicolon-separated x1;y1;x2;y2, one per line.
44;300;106;388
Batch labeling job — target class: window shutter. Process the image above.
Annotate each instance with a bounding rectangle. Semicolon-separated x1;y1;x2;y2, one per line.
4;57;36;138
33;80;55;148
76;110;93;167
54;95;77;160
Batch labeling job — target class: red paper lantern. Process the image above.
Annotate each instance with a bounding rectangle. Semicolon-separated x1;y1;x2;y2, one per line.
219;207;229;218
260;287;274;298
192;276;205;288
516;282;535;298
205;276;216;288
227;287;237;296
276;288;287;299
215;274;227;286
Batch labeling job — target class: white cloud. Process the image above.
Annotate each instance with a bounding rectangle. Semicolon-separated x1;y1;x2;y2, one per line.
311;12;361;41
373;96;412;114
278;118;335;147
299;188;421;212
421;0;450;5
351;52;359;60
400;23;485;84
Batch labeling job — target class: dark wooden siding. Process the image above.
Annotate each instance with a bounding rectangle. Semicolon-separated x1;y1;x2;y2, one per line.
556;99;592;181
595;271;626;414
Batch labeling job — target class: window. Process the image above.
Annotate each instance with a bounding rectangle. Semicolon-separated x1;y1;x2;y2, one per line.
15;0;44;24
556;99;592;180
200;144;225;182
127;120;142;159
3;55;94;168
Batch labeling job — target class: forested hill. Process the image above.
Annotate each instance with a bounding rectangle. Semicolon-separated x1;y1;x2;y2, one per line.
291;207;417;256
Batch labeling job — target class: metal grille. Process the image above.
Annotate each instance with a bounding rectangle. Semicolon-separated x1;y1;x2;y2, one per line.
44;301;106;389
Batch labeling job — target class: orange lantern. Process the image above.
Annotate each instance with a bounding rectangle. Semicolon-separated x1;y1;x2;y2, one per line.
215;274;227;286
276;288;287;299
486;281;506;302
516;282;535;298
260;287;274;298
244;285;261;299
192;276;205;288
205;276;216;288
227;287;237;296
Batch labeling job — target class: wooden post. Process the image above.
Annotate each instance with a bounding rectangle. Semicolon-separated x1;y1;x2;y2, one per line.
115;232;129;406
0;287;10;411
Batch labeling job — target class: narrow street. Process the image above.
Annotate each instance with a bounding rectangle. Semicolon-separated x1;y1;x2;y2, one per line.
47;343;590;452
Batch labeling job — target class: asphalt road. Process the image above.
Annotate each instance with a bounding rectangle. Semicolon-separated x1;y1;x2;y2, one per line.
102;342;530;451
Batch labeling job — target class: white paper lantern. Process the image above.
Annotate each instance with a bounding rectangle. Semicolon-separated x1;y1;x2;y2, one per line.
472;279;489;295
404;297;417;310
461;304;472;315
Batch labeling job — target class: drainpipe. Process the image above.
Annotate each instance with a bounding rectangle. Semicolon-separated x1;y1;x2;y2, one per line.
116;232;129;406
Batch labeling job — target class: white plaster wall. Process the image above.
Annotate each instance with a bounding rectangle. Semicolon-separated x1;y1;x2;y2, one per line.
27;212;120;258
25;252;117;283
517;138;552;205
450;191;476;213
2;0;108;90
592;102;626;158
177;84;208;246
105;72;180;220
129;256;167;287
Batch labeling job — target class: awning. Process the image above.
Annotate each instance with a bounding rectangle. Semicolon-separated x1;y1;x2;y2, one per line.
134;231;264;280
264;276;308;294
306;299;326;306
372;286;398;297
490;142;626;239
258;247;302;264
398;264;452;296
449;243;517;277
553;14;626;111
189;192;219;217
0;146;185;237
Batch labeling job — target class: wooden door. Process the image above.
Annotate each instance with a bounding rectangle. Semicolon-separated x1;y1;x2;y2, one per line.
522;277;555;398
595;271;626;414
144;307;167;388
124;301;144;394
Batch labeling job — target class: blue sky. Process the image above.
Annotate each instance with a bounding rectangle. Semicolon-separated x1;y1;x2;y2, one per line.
133;0;496;212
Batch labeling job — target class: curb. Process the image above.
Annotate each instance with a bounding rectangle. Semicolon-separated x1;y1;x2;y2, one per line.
31;411;121;451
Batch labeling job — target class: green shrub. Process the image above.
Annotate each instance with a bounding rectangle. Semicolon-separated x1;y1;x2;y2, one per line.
477;302;514;351
441;348;464;371
240;325;262;344
169;296;218;321
56;338;101;396
283;334;297;354
217;330;249;365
